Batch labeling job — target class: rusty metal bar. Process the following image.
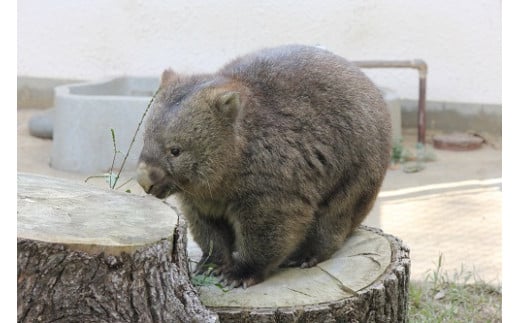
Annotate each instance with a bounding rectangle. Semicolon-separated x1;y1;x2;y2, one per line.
353;59;428;145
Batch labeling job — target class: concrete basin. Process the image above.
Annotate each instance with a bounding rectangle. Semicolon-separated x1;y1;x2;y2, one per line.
51;77;159;174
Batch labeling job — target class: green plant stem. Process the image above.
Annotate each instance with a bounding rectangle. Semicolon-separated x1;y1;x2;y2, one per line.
84;175;109;183
115;176;134;190
111;88;160;189
109;128;118;189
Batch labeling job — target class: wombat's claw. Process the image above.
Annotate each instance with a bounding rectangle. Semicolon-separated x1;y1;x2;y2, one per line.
217;275;235;288
241;277;257;289
204;266;223;277
281;256;319;268
194;262;223;277
207;267;222;276
217;274;226;284
282;260;300;267
201;267;214;276
216;273;258;289
228;280;241;289
300;257;319;269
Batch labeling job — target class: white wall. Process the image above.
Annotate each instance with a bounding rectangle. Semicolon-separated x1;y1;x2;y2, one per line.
18;0;501;104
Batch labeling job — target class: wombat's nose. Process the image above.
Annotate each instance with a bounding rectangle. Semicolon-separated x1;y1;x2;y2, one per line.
136;162;165;194
136;162;152;193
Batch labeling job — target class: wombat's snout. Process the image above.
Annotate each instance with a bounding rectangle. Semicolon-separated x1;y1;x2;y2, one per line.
136;162;165;194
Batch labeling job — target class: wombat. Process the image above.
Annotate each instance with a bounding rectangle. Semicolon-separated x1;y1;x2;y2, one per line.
137;44;392;288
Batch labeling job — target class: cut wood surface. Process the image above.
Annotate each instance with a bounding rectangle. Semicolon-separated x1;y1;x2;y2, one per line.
17;173;177;254
17;173;217;323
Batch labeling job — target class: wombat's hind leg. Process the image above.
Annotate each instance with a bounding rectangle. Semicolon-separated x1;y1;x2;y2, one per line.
292;185;380;268
220;204;314;288
281;207;357;269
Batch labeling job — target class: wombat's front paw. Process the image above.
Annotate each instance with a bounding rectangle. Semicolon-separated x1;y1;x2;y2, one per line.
194;260;225;277
217;271;261;289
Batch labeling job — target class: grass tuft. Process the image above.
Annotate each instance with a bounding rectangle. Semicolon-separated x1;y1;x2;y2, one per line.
408;254;501;322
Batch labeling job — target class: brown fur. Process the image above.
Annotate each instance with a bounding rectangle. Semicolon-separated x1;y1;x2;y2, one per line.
136;44;392;288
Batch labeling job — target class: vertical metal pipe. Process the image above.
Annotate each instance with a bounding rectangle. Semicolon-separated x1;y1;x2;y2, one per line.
418;76;427;144
353;59;428;145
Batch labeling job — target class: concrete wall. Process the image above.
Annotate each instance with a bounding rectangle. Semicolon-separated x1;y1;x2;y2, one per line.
18;0;501;104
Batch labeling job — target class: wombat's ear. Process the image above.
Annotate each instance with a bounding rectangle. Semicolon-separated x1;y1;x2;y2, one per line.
215;91;240;122
160;68;179;88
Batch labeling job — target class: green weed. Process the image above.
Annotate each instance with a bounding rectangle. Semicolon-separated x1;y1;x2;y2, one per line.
84;88;159;191
408;254;501;322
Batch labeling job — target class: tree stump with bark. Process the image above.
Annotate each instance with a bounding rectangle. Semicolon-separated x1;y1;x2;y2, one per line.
192;226;410;322
17;173;217;323
18;172;410;323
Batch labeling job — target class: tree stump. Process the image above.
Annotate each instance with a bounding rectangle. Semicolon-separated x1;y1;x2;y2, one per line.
18;172;410;323
17;173;217;323
193;226;410;322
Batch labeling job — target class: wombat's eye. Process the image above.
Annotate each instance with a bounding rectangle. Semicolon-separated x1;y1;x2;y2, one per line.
170;147;181;157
